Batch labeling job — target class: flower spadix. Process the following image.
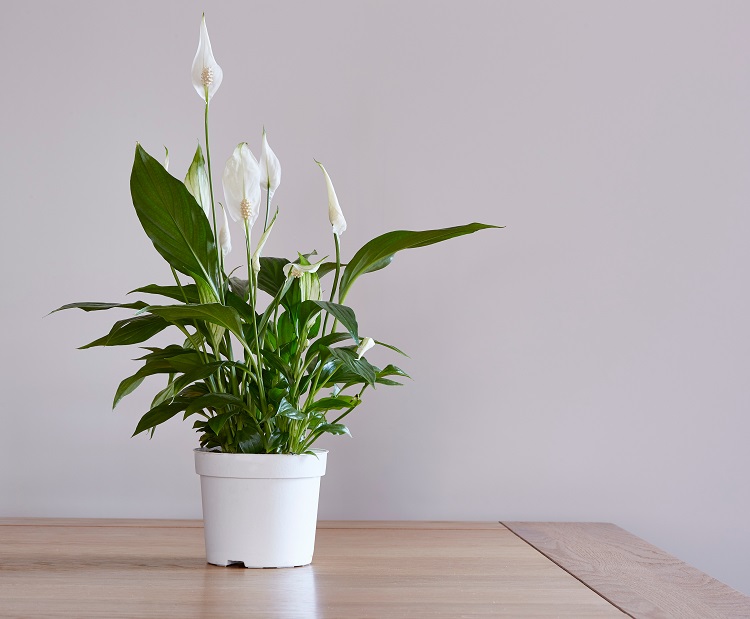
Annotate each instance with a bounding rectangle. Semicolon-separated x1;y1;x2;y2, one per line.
222;143;261;228
316;161;347;236
218;204;232;257
355;337;375;360
191;15;223;103
252;208;279;273
259;129;281;201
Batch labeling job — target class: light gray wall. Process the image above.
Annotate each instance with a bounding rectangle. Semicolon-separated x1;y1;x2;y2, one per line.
2;0;748;595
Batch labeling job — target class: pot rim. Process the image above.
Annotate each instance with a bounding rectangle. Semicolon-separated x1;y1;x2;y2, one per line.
194;447;328;479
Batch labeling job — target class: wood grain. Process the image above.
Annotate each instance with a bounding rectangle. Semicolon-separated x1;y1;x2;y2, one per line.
0;519;622;618
503;522;750;619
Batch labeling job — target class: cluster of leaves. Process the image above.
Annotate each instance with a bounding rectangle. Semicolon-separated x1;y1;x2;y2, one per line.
54;145;497;454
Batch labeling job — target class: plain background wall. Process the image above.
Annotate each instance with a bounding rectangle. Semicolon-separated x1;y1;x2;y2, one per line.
1;0;749;595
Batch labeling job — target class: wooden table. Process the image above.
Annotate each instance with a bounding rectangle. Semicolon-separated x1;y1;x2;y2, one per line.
0;519;748;618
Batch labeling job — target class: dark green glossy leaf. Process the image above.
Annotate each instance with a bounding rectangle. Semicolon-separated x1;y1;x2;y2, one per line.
277;397;305;420
328;347;377;385
317;423;351;437
307;395;359;412
130;144;219;296
186;393;248;418
375;340;409;357
113;359;176;409
80;315;170;349
310;301;359;343
338;223;501;301
150;362;225;408
50;301;147;314
144;304;244;340
133;398;190;436
257;257;290;297
129;284;200;304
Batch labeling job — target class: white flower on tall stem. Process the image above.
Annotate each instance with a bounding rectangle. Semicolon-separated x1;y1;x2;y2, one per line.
218;204;232;257
355;337;375;360
191;15;223;103
259;129;281;203
252;208;279;274
282;257;327;279
316;161;347;236
184;145;212;218
222;143;261;228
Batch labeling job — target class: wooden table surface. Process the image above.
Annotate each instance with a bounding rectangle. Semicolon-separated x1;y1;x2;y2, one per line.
0;519;748;618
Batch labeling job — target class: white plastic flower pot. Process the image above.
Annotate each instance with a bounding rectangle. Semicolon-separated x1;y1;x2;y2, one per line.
194;448;328;568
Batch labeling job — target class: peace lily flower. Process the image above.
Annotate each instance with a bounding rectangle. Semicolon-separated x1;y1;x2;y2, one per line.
316;161;347;236
222;143;261;228
184;144;211;217
282;256;327;279
163;146;169;171
355;337;375;360
218;204;232;257
259;129;281;201
252;208;279;273
191;15;223;103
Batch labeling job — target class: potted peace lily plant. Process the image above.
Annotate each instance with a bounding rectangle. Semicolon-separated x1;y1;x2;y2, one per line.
54;16;498;568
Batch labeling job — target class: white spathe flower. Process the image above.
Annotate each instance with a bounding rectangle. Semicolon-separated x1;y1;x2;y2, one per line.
191;15;223;103
218;204;232;256
355;337;375;360
252;208;278;273
259;129;281;201
222;143;261;227
282;256;327;279
316;161;347;236
184;144;211;218
163;146;169;171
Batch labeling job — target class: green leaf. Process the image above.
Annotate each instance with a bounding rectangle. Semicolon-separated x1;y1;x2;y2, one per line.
150;362;225;408
80;315;170;349
379;364;411;379
207;411;239;434
375;340;409;357
257;257;290;297
328;347;377;385
277;398;305;420
144;304;244;340
133;398;190;436
338;223;501;301
307;395;359;412
130;144;219;296
113;359;176;409
317;423;351;437
310;301;359;343
185;393;248;418
129;284;200;304
228;277;249;300
50;301;147;314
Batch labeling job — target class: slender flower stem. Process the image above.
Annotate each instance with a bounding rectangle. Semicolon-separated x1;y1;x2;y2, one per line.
322;233;341;335
245;221;267;417
203;96;224;297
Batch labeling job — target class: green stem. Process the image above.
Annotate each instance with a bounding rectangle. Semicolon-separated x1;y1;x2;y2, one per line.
322;233;341;336
245;221;267;416
204;97;224;299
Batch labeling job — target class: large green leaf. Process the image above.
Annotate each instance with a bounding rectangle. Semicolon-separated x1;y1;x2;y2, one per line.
310;301;359;343
50;301;147;314
257;257;290;297
149;362;226;408
130;144;220;296
80;315;170;349
130;284;200;304
338;223;501;301
144;304;244;340
113;359;176;409
133;398;191;436
328;347;377;385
